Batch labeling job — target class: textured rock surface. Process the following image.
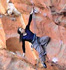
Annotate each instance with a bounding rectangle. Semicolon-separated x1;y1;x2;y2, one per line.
0;0;7;14
11;0;66;65
0;0;66;70
0;15;37;65
0;18;6;49
0;49;36;70
0;49;64;70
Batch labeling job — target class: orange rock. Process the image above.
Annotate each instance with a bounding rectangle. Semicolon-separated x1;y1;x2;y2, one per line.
1;15;37;65
0;19;6;48
0;0;66;68
10;0;66;66
0;0;7;14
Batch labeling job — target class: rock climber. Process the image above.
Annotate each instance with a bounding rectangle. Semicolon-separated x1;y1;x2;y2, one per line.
17;8;51;68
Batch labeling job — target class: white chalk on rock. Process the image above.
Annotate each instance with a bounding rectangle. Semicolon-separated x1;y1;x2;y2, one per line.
34;7;39;14
7;0;10;3
30;0;34;4
34;9;38;13
10;17;16;21
10;51;16;55
7;3;21;16
52;57;58;63
43;13;47;17
60;40;63;45
0;15;3;18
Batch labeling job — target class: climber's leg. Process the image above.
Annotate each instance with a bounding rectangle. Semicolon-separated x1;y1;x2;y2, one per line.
39;53;47;68
36;46;47;68
32;41;47;68
41;45;47;55
36;36;50;56
38;44;47;68
32;36;49;68
39;36;51;47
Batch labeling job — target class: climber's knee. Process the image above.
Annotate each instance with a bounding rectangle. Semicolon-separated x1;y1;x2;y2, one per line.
40;36;51;46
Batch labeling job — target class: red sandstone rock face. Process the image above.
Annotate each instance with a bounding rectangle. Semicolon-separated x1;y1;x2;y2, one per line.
0;19;6;48
0;49;36;70
11;0;66;66
1;16;22;39
0;0;66;70
0;49;63;70
0;0;7;14
0;15;37;65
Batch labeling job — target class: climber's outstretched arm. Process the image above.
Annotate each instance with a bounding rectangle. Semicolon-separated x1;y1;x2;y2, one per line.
22;40;25;53
26;13;33;29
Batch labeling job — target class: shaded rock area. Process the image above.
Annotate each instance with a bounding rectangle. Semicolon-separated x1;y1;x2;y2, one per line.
0;0;66;70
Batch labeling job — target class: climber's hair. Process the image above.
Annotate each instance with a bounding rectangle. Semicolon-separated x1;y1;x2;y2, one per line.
17;27;23;42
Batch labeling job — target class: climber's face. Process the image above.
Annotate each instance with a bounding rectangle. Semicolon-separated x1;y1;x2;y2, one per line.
19;28;25;34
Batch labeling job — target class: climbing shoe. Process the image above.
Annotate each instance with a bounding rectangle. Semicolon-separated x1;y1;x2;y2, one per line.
42;63;47;68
